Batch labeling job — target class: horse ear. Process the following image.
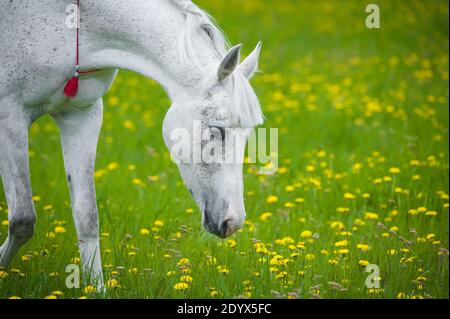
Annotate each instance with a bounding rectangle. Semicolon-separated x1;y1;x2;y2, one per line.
217;44;242;81
238;41;262;79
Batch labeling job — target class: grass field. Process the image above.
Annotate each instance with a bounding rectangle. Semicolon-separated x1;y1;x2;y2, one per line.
0;0;449;299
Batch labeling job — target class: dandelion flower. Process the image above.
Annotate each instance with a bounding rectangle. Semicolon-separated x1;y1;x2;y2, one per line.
328;259;339;265
300;230;313;238
358;260;370;267
217;265;230;274
174;282;189;290
334;239;348;247
266;195;278;204
357;244;370;252
180;275;193;283
177;258;190;267
364;212;379;220
107;162;119;171
54;226;66;234
259;212;273;222
154;220;164;227
389;167;400;174
397;292;406;299
343;193;355;200
105;279;119;289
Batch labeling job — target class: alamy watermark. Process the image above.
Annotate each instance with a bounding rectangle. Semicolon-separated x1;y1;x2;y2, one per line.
365;264;381;288
168;121;279;174
65;264;80;289
65;4;80;29
365;4;380;29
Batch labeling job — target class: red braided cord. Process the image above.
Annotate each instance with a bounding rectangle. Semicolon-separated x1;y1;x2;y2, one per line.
63;0;98;97
75;0;99;74
76;0;79;66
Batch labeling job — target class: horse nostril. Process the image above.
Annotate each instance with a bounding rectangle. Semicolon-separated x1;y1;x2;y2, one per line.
220;219;231;238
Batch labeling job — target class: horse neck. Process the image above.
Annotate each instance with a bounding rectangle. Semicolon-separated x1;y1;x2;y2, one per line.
82;0;222;103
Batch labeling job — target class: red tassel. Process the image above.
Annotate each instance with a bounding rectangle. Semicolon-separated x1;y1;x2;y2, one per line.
64;76;79;97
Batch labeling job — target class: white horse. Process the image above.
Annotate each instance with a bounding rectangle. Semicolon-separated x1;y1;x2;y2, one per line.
0;0;263;287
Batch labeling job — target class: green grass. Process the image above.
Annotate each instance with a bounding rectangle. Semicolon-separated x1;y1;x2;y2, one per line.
0;0;448;299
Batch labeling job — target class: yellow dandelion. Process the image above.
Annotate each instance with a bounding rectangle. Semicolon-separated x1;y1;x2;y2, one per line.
284;201;294;208
132;178;145;187
328;259;339;265
173;282;189;290
105;279;119;289
356;244;370;252
84;285;95;294
154;220;164;227
266;195;278;204
107;162;119;171
227;239;237;248
54;226;66;234
123;120;135;131
343;193;355;200
217;265;229;274
177;258;190;267
335;239;348;247
180;268;191;274
300;230;313;238
305;254;315;261
205;256;217;266
275;271;288;279
336;207;350;213
364;212;379;220
397;292;406;299
285;185;295;192
253;242;268;254
389;167;400;174
259;212;273;222
180;275;193;283
358;260;370;267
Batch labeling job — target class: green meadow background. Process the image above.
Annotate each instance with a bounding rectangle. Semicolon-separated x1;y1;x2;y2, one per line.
0;0;448;299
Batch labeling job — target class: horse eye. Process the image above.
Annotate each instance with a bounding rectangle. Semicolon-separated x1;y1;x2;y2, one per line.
210;126;226;141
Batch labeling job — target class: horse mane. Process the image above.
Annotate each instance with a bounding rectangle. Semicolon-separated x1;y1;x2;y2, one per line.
171;0;264;127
